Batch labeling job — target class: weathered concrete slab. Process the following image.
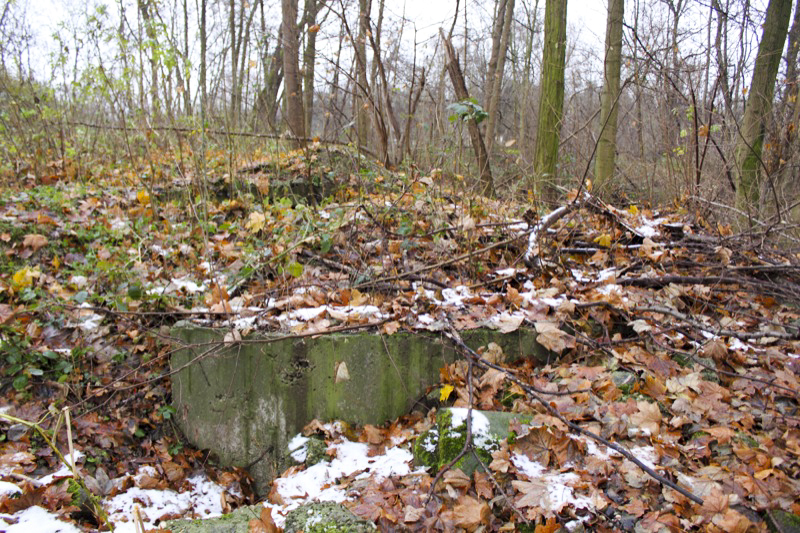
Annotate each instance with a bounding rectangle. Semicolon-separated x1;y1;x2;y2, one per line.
170;323;548;494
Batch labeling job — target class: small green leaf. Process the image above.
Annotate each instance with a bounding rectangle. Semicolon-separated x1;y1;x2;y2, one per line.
12;375;28;391
287;261;304;278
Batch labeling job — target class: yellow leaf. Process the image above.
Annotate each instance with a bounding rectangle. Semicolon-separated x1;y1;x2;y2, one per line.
137;189;151;205
593;233;612;247
440;384;454;402
12;267;39;291
628;204;639;216
245;212;266;234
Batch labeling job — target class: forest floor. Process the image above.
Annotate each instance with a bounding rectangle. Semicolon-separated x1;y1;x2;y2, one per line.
0;144;798;532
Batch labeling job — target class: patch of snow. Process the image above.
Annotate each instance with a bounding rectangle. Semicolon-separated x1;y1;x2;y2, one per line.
37;451;84;486
597;268;617;281
729;338;752;352
571;269;592;282
0;481;21;497
77;303;103;333
636;225;659;238
0;505;82;533
416;314;434;324
232;315;259;329
573;435;618;460
439;285;473;307
511;454;595;512
495;268;517;277
289;435;310;462
268;439;415;527
106;473;226;533
150;244;169;257
170;277;206;293
447;408;491;447
629;446;658;470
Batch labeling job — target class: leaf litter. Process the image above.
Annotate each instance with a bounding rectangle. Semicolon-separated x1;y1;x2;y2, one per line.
0;149;798;531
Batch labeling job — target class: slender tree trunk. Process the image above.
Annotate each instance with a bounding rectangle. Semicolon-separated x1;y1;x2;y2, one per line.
518;0;538;151
594;0;624;190
734;0;792;211
484;0;508;151
770;0;800;182
138;0;159;115
324;28;345;138
354;0;371;148
200;0;207;117
282;0;306;142
534;0;568;201
302;0;320;136
441;29;494;196
229;0;239;126
486;0;515;154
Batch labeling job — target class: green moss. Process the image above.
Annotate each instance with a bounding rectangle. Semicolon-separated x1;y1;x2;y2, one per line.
412;429;439;469
304;437;328;466
283;502;376;533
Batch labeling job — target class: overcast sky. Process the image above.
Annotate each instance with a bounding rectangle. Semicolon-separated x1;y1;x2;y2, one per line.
25;0;611;74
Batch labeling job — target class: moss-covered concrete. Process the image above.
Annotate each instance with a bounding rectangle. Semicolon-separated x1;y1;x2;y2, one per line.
767;510;800;533
163;505;264;533
414;408;533;476
170;323;548;494
283;502;376;533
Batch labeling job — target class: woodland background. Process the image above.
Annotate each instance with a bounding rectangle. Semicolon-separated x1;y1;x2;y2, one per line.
1;0;798;221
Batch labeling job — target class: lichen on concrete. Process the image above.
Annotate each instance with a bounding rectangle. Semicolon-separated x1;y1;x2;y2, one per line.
163;504;264;533
283;502;376;533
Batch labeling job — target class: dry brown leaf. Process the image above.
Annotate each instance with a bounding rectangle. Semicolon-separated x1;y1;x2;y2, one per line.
534;322;574;354
23;233;48;252
513;426;556;467
403;505;424;523
452;495;489;531
473;471;493;500
629;400;661;436
442;468;471;489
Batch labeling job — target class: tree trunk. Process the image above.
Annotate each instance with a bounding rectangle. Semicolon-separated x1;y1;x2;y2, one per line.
517;0;538;151
485;0;514;153
441;29;494;197
594;0;624;190
534;0;568;201
734;0;792;211
302;0;320;137
138;0;160;115
354;0;371;149
181;0;192;116
229;0;240;127
282;0;306;143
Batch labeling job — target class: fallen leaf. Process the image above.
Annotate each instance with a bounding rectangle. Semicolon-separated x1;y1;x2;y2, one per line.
452;495;489;531
23;234;48;252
